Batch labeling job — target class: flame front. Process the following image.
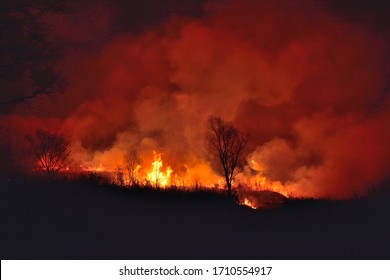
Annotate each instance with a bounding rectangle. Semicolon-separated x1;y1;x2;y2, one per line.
72;150;289;209
240;198;258;209
146;152;172;188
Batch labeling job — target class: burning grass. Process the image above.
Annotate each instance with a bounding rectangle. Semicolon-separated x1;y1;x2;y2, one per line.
69;170;289;209
30;149;290;209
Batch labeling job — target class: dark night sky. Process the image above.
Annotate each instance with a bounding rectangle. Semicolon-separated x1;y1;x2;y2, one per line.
62;0;389;48
106;0;390;32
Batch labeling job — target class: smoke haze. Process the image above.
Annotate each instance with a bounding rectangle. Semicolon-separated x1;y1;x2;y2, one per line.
3;0;389;198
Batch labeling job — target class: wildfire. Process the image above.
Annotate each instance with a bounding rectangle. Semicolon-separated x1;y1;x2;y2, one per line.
251;177;289;198
240;198;258;209
146;152;172;188
81;163;105;172
242;160;290;198
72;150;289;208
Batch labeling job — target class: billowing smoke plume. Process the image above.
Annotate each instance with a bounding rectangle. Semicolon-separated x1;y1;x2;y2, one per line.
4;0;390;198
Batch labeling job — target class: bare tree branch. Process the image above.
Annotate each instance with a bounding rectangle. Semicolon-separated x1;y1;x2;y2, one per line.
207;116;249;196
26;129;71;176
0;0;66;106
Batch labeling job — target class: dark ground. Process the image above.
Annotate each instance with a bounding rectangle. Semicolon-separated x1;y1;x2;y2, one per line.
1;175;389;259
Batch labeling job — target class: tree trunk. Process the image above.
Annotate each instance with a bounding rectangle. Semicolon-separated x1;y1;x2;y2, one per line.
227;181;232;196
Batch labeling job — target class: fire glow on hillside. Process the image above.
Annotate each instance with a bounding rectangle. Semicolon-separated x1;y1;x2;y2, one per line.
0;0;389;204
75;150;289;208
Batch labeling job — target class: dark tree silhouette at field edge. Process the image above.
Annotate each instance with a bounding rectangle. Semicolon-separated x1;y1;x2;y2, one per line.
27;129;71;176
208;116;249;196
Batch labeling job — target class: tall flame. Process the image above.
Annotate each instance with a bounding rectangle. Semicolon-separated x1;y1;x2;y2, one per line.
146;151;172;188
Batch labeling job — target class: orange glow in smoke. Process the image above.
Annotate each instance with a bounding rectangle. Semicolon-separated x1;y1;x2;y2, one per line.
2;0;388;206
243;159;290;197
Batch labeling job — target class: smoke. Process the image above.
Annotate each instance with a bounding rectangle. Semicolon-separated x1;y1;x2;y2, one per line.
4;0;390;198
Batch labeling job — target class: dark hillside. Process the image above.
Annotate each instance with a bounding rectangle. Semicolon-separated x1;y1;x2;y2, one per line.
1;176;389;259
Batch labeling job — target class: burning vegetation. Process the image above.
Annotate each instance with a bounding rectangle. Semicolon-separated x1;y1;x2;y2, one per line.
0;114;289;209
0;0;389;207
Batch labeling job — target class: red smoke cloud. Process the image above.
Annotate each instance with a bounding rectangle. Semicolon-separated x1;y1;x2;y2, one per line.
3;0;390;198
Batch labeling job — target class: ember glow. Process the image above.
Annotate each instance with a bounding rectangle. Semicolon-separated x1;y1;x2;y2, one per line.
1;0;389;201
240;198;258;210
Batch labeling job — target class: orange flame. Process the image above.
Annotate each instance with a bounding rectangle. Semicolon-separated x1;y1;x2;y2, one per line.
75;150;289;208
81;163;105;172
146;151;172;188
240;197;258;209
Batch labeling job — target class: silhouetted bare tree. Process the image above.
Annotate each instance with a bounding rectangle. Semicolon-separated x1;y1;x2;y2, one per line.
27;129;71;175
0;0;66;106
208;116;249;196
